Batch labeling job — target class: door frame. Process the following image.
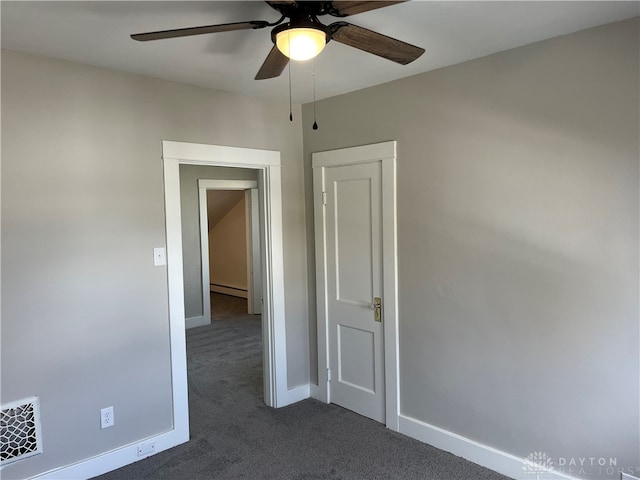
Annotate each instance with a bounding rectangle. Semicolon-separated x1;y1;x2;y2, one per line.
248;188;263;315
162;140;291;445
197;179;260;325
311;140;400;431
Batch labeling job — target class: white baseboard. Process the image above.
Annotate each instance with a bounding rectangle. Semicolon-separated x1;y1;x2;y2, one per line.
210;285;248;298
31;429;187;480
398;414;580;480
185;315;210;329
282;384;310;406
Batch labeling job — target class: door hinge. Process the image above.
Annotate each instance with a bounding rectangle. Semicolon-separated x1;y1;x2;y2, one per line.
322;192;327;205
326;368;331;382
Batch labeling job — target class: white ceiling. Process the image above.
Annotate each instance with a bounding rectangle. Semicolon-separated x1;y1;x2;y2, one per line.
2;1;638;103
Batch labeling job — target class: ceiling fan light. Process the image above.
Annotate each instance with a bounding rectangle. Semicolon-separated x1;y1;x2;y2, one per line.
276;27;327;61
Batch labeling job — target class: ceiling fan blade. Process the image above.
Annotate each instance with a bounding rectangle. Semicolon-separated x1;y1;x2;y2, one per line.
330;1;406;17
266;1;298;6
330;22;424;65
255;46;289;80
131;21;269;42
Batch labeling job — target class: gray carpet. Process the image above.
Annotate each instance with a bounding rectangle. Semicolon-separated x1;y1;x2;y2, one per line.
95;294;512;480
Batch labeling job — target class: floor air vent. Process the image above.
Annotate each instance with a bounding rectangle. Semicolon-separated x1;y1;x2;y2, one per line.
1;397;43;465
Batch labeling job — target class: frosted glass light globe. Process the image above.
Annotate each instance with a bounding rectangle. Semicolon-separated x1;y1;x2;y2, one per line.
276;28;327;61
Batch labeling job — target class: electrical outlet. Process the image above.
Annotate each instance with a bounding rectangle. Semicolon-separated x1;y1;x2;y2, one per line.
100;406;114;429
137;441;156;457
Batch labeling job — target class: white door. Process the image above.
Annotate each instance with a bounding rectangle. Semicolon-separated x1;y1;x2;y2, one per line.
324;162;385;422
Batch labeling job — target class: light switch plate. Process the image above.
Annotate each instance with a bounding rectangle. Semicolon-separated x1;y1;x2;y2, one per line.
153;247;166;266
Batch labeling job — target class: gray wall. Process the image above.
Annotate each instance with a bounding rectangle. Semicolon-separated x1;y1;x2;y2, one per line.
179;165;256;318
2;16;638;480
1;50;308;479
302;18;639;473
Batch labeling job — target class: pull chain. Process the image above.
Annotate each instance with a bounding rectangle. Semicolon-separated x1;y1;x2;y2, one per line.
288;32;293;122
288;59;293;122
312;58;318;130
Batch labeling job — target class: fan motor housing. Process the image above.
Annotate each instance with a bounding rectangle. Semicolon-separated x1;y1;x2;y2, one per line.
270;19;331;46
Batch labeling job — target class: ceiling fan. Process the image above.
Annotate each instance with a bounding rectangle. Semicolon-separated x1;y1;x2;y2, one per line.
131;1;425;80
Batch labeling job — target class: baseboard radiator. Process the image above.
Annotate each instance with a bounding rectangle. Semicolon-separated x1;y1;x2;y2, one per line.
1;396;43;465
210;283;248;299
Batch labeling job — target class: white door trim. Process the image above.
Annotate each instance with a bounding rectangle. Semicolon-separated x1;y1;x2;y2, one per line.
197;184;212;326
195;179;258;328
311;140;399;431
162;141;291;440
246;188;262;315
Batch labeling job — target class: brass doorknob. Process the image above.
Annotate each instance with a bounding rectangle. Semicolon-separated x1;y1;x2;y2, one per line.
371;297;382;322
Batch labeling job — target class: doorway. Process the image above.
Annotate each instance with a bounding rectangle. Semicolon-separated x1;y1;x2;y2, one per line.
197;180;262;326
162;140;292;445
312;140;400;431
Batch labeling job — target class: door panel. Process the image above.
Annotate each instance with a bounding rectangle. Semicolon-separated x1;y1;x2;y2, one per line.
338;325;375;393
325;162;385;422
335;178;374;303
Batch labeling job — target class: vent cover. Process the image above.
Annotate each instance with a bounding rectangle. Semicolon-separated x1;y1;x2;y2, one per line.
1;397;43;465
